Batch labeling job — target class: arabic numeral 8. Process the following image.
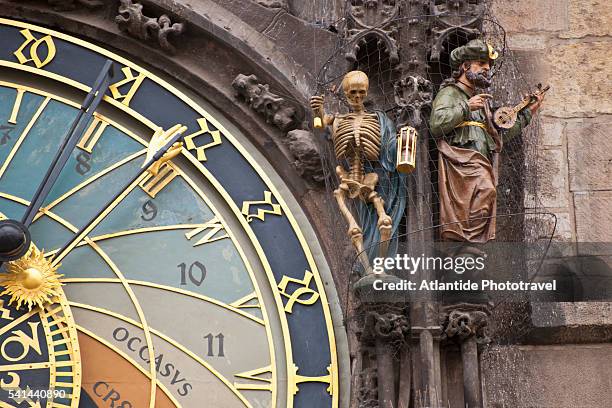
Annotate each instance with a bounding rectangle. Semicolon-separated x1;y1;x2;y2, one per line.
75;151;92;175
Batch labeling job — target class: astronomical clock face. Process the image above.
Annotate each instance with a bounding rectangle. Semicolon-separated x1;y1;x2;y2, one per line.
0;18;339;408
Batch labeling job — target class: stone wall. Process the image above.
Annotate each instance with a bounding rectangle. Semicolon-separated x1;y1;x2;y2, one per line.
481;343;612;408
492;0;612;242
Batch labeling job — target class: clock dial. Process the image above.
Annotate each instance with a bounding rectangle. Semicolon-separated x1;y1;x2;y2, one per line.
0;239;81;408
0;18;339;408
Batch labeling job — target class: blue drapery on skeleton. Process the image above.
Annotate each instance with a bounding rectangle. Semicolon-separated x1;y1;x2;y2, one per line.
356;111;407;263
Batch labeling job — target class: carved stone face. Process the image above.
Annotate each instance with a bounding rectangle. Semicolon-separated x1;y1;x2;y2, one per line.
346;81;368;111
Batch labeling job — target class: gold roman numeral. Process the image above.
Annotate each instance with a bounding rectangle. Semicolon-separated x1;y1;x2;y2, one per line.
185;216;228;246
77;114;109;153
229;292;260;311
108;66;146;106
0;322;42;362
241;191;282;223
14;29;56;68
9;88;25;124
139;161;179;198
289;364;334;396
0;300;13;321
184;117;222;162
234;365;273;392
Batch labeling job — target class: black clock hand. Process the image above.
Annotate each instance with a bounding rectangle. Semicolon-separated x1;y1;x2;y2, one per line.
50;124;186;266
20;60;114;228
0;218;30;262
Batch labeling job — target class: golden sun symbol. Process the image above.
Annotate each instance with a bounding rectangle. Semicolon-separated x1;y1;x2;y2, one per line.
1;247;63;311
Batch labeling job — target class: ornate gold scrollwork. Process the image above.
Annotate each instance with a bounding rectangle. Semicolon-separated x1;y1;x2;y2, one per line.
108;66;146;106
277;270;320;313
14;29;56;69
241;191;282;223
183;118;222;162
1;322;42;362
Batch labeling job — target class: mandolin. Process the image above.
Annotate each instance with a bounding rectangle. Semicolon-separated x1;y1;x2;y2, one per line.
493;83;550;129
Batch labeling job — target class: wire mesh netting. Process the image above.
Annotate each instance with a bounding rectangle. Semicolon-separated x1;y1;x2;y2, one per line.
305;1;557;351
316;2;550;264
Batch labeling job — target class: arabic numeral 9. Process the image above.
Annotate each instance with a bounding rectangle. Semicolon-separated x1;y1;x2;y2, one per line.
141;199;158;221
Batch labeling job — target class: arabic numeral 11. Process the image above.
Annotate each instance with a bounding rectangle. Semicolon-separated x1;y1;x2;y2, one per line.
204;333;225;357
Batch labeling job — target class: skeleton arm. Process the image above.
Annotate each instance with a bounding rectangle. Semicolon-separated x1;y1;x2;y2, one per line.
310;95;336;127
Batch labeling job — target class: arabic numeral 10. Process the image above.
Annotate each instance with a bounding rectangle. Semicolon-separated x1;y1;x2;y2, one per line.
178;261;206;286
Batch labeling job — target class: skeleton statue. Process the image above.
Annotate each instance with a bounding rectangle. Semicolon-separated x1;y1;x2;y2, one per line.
311;71;406;273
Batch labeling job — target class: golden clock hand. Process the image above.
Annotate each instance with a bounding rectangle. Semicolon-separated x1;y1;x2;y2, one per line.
50;124;186;267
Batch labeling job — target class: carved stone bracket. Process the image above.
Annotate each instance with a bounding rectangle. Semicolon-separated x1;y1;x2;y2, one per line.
439;303;491;344
354;302;408;408
359;303;409;346
429;0;485;61
232;74;300;132
393;75;433;128
116;0;185;54
345;0;401;66
232;75;323;183
285;130;325;183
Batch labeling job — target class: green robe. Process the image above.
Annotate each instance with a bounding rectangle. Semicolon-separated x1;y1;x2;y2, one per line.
429;84;531;158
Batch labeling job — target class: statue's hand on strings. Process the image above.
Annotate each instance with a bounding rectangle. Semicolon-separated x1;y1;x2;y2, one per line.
528;92;545;115
468;93;493;111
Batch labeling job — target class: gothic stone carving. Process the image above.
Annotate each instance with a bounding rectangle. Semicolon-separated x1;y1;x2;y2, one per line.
394;75;433;128
440;303;490;343
345;0;401;66
286;130;325;183
116;0;185;54
358;367;379;408
232;74;300;132
256;0;288;9
430;0;485;61
361;306;409;346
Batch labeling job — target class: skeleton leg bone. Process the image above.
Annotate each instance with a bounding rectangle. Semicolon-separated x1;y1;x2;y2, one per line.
368;191;392;259
334;185;373;274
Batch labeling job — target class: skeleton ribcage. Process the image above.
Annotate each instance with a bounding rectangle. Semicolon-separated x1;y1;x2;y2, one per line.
333;114;381;161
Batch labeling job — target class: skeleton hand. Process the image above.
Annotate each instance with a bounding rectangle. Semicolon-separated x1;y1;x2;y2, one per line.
310;95;325;117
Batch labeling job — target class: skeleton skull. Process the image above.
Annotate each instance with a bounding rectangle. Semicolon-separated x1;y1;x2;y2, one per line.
342;71;369;112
